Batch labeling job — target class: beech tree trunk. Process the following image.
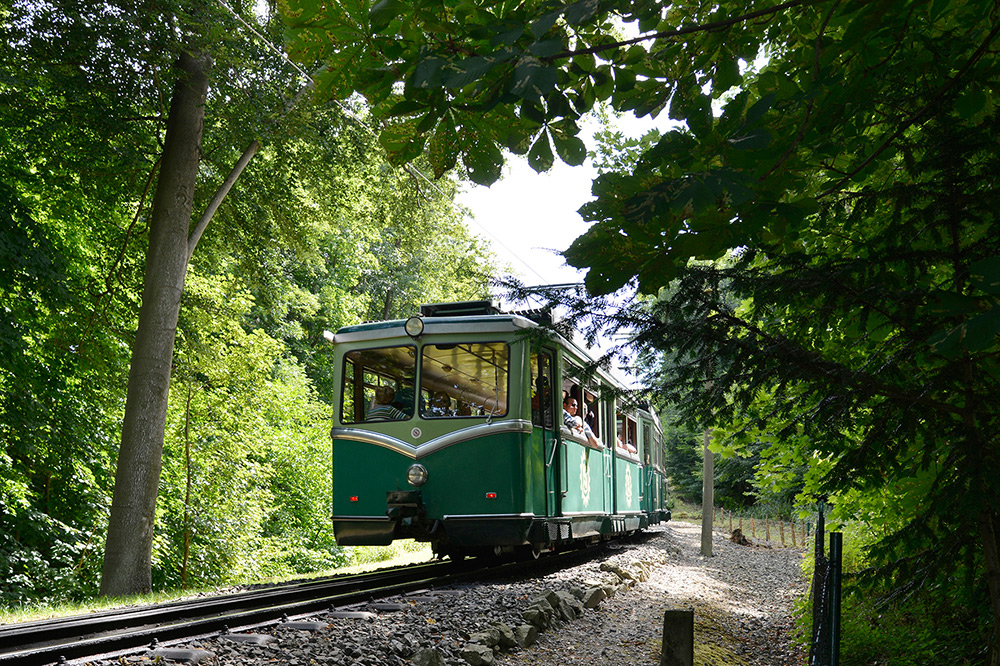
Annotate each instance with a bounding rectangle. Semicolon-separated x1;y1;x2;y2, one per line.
100;52;211;597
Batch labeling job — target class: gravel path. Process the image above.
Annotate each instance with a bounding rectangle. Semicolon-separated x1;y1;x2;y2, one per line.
496;521;808;666
89;521;807;666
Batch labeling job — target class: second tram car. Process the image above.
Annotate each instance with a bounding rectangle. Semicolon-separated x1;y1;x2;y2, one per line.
328;301;670;558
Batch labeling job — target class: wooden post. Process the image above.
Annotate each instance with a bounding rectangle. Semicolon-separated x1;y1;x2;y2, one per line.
766;517;770;542
791;521;797;547
780;520;785;546
701;430;714;557
661;609;694;666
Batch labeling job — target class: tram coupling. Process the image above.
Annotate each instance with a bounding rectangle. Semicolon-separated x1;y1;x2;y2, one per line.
385;490;440;540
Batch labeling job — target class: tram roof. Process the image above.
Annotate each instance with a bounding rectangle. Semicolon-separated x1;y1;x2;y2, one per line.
332;312;639;390
331;314;537;343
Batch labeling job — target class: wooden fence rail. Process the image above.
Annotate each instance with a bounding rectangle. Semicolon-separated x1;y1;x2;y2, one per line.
713;506;809;548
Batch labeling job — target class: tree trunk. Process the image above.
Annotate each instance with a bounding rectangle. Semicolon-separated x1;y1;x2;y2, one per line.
100;52;211;597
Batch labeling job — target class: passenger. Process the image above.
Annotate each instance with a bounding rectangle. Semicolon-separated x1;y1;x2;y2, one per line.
562;396;585;436
427;391;454;417
456;400;472;416
393;386;415;417
367;386;407;421
563;396;601;446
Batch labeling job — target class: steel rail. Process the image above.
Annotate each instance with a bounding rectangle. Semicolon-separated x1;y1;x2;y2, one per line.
0;559;474;665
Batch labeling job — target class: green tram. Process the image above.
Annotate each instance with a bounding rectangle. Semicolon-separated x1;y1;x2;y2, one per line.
328;301;670;559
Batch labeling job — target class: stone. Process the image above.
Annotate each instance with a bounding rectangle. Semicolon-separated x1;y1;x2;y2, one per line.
554;590;584;619
582;586;607;609
491;622;517;649
460;643;495;666
521;607;548;630
411;647;448;666
469;627;500;648
599;562;637;582
514;624;538;648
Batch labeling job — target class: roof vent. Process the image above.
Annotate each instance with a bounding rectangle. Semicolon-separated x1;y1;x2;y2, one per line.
419;300;500;317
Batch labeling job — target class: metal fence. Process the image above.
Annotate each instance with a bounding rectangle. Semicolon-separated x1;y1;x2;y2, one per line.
809;507;843;666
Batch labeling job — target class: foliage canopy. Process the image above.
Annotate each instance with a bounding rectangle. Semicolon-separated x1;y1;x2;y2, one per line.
279;0;1000;658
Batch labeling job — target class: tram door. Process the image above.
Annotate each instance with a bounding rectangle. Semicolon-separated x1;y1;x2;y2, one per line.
531;349;559;517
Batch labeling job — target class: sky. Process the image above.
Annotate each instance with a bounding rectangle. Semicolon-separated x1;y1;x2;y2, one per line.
456;157;597;289
455;112;671;299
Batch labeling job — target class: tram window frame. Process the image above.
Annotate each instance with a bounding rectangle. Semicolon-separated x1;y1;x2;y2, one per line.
615;412;639;457
531;350;554;429
419;341;510;419
560;367;584;440
642;423;652;466
340;345;417;424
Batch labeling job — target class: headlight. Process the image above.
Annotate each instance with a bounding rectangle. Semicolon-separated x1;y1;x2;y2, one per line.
407;463;428;486
404;316;424;338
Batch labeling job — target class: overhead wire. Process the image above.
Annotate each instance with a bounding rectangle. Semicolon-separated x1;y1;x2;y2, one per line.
215;0;553;285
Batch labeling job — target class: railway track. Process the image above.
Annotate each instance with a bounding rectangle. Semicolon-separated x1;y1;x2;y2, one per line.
0;558;482;665
0;548;598;666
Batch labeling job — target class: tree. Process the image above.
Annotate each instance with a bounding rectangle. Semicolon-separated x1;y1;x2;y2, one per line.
280;0;1000;658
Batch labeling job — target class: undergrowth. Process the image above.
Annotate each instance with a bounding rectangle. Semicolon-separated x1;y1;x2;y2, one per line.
794;524;989;665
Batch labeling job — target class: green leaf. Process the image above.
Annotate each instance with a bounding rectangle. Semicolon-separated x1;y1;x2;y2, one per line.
527;129;554;172
512;58;558;101
428;121;460;177
379;120;426;164
369;0;405;31
463;138;504;185
970;257;1000;294
505;125;536;155
490;21;524;47
530;10;561;38
443;56;502;89
964;310;1000;352
565;0;599;25
412;56;447;89
551;130;586;166
528;38;564;58
714;57;741;93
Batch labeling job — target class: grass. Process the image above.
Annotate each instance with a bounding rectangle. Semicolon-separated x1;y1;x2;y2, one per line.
0;540;434;626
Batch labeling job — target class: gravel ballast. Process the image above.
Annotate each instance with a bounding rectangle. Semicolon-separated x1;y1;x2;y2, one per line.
93;522;807;666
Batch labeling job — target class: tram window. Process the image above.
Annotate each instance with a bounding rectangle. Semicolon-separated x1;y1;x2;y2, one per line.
615;413;638;454
530;351;554;428
340;345;417;424
420;342;509;418
642;423;652;465
583;389;599;440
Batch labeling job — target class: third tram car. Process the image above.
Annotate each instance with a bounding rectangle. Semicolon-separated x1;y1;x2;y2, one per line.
328;301;670;559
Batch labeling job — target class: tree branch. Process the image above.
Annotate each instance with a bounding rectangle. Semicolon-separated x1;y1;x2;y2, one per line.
547;0;820;61
186;139;259;262
818;19;1000;199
